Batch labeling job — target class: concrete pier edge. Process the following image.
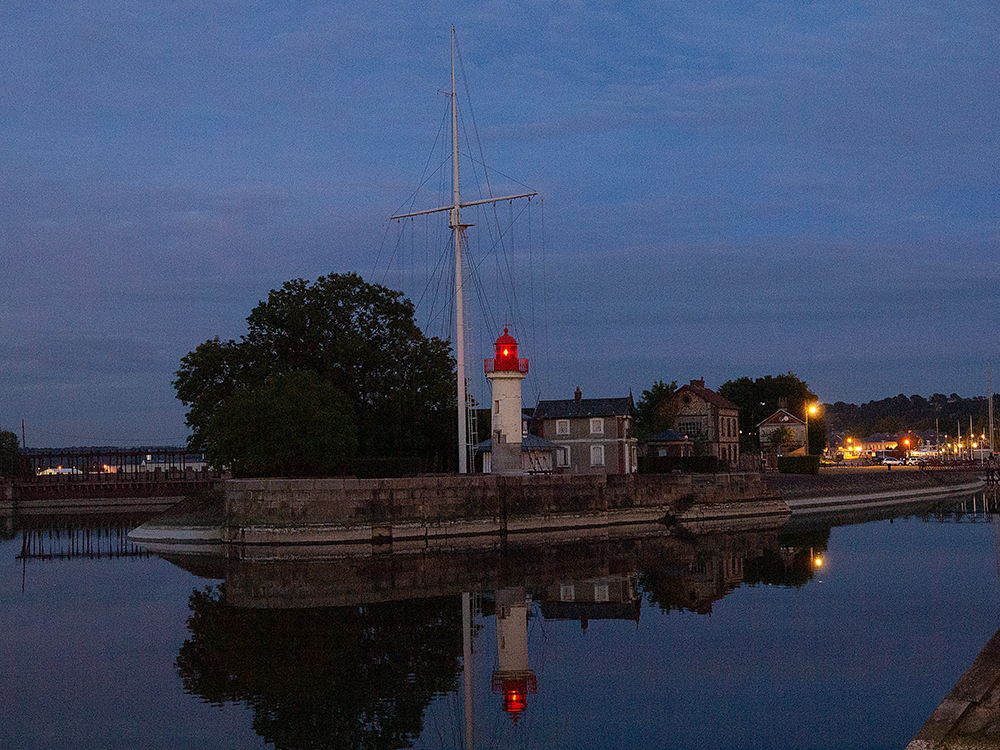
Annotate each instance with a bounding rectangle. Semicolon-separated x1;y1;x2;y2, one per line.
126;469;987;548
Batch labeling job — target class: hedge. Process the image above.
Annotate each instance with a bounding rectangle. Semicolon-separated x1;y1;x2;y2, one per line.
777;455;821;475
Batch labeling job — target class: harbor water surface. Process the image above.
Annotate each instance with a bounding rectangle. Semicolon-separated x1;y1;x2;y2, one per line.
4;492;1000;750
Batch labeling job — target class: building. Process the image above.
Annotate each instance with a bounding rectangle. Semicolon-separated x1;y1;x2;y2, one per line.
666;379;740;466
475;433;558;474
757;408;807;456
644;428;694;458
531;388;637;475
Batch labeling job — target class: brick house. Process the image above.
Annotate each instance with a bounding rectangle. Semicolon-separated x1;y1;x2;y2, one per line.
531;388;638;475
666;379;740;466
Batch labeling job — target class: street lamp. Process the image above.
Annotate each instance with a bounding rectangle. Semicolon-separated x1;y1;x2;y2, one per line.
804;403;818;455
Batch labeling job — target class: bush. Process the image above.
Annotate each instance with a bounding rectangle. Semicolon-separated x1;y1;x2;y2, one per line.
777;455;821;475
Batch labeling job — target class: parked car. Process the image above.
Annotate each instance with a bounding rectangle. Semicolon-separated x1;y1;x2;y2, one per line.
882;457;905;466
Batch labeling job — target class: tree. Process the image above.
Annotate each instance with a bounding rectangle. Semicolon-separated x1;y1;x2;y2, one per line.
634;380;678;439
206;371;358;478
719;373;819;454
174;273;456;473
766;427;796;455
0;430;20;479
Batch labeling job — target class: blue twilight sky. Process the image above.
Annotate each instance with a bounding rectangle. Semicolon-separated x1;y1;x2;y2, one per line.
2;1;999;447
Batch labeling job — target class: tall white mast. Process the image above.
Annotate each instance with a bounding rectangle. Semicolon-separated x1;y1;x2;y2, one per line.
450;26;469;474
390;27;536;474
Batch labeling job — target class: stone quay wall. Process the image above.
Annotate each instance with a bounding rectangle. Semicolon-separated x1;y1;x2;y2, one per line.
224;472;782;545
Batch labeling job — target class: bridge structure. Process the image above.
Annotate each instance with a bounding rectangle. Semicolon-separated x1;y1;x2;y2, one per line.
3;448;224;518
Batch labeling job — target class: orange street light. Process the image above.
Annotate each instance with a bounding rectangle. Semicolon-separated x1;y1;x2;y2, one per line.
804;403;818;454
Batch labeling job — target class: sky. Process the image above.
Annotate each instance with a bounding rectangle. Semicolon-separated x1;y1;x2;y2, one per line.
3;1;999;447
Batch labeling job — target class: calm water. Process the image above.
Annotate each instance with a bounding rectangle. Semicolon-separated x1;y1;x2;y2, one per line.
4;494;1000;750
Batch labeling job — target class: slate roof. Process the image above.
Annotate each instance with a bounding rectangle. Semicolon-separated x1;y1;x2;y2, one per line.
474;433;560;453
645;428;690;443
533;396;635;420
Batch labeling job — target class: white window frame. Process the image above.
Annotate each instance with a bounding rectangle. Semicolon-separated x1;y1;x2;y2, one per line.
590;418;604;435
594;583;610;602
560;584;575;601
591;444;605;467
556;446;571;467
556;419;570;436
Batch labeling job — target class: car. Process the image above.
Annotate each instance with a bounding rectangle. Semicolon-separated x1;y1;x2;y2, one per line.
882;457;905;466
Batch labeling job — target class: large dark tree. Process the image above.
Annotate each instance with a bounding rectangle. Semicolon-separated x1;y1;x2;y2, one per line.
634;380;678;440
719;373;825;455
174;273;456;473
206;371;358;478
0;430;20;479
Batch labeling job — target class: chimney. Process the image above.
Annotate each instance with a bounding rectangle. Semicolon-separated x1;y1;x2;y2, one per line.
574;387;582;403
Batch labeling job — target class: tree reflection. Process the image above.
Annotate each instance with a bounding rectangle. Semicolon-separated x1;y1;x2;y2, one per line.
176;585;464;750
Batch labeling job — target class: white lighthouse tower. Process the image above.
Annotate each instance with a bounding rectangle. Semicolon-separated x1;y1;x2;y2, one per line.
484;328;528;475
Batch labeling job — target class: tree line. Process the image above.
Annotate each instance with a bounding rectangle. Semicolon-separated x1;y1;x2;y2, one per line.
824;393;995;439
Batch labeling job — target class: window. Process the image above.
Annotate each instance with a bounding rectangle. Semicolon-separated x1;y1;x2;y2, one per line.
556;419;570;436
556;446;570;467
591;445;605;467
594;584;609;602
590;418;604;435
677;419;702;436
560;584;575;601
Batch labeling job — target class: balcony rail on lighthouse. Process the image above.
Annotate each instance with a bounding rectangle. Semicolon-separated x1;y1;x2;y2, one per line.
484;358;530;374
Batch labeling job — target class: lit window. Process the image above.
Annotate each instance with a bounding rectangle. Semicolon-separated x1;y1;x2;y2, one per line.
590;418;604;435
591;445;605;466
556;419;570;436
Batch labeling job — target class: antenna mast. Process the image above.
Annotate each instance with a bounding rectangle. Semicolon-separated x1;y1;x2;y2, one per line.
390;26;536;474
990;360;995;455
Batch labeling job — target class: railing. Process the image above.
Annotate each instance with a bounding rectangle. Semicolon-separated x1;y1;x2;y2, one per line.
17;448;222;483
484;358;529;373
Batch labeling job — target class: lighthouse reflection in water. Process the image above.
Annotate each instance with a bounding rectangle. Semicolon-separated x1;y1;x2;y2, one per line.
492;587;536;721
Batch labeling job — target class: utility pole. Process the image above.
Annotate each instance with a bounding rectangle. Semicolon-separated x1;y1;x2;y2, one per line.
989;361;995;455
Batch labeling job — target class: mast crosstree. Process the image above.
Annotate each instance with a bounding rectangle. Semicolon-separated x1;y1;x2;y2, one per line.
390;27;536;474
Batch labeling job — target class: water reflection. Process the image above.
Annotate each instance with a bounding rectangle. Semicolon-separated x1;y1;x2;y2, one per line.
177;587;464;749
8;491;1000;749
166;526;831;748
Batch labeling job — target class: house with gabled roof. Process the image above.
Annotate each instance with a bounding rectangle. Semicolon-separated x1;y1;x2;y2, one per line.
665;379;740;467
531;388;637;475
757;408;806;456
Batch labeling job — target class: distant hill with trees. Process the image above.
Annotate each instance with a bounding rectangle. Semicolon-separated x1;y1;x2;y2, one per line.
825;393;994;439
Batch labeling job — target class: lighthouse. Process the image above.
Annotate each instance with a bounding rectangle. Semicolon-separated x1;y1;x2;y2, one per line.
484;328;528;475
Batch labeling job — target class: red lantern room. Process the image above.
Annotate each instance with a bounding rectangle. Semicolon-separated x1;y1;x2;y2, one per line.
485;328;528;374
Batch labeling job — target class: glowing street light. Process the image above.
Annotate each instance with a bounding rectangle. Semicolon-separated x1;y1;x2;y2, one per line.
804;403;818;455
